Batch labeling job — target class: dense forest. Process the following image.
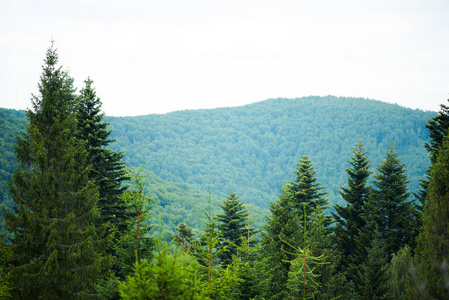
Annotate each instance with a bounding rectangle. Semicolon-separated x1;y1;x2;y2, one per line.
1;44;449;299
104;96;434;209
0;95;435;236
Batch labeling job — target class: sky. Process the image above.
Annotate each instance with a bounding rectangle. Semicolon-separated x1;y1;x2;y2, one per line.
1;0;449;117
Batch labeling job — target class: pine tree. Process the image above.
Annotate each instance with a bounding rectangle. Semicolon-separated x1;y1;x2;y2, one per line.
368;145;415;259
2;43;112;298
414;132;449;299
76;78;130;232
216;192;256;266
332;141;372;278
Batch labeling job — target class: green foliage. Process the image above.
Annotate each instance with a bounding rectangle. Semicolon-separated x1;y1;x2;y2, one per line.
173;222;195;250
191;192;243;298
415;132;449;299
232;239;272;300
119;236;208;299
76;77;130;232
284;204;329;300
357;227;391;300
102;97;433;209
0;109;27;218
387;245;415;299
262;157;331;299
216;192;256;266
332;141;372;279
0;239;12;299
2;44;112;299
368;145;415;259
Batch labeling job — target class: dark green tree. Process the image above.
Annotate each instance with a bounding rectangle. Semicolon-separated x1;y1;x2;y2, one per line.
2;44;112;298
286;155;329;219
174;222;195;251
332;141;372;278
368;145;414;260
415;99;449;211
76;78;130;232
414;132;449;299
216;192;256;266
357;226;391;300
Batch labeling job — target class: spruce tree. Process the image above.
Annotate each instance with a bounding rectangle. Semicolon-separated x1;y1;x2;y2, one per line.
216;192;255;266
415;132;449;298
332;141;372;277
262;156;330;299
2;44;112;298
76;78;130;232
368;145;414;259
286;155;329;218
262;190;302;299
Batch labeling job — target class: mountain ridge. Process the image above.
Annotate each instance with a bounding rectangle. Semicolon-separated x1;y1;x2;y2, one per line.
104;96;435;208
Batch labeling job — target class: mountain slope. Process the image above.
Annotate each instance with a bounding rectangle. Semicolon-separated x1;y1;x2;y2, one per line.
105;96;435;208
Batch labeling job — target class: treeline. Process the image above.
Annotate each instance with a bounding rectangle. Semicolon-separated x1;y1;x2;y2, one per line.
1;44;449;299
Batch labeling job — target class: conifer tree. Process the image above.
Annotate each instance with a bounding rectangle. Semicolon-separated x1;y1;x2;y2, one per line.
286;155;329;219
76;78;130;232
262;190;301;299
357;226;391;300
262;156;330;299
216;192;256;266
368;145;414;259
332;141;372;277
2;43;112;298
414;133;449;299
174;222;195;251
415;99;449;210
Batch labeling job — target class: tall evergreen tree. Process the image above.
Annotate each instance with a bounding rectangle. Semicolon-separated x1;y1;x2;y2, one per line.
262;156;330;299
76;78;130;232
262;191;300;299
414;132;449;299
2;44;111;298
368;145;414;259
216;192;255;266
416;99;449;210
332;141;372;277
286;155;329;218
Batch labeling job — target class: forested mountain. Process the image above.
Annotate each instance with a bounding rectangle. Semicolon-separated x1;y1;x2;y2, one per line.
2;44;447;299
104;96;434;208
0;97;435;229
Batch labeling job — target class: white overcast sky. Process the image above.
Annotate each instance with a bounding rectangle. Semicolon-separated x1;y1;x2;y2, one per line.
1;0;449;116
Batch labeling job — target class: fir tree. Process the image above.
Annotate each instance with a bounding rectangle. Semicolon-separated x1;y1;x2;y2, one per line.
2;43;112;298
414;132;449;299
332;141;372;278
216;192;256;266
368;145;414;260
76;78;130;232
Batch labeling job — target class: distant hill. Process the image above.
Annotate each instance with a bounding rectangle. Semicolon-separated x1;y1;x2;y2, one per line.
0;96;437;233
104;96;435;209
